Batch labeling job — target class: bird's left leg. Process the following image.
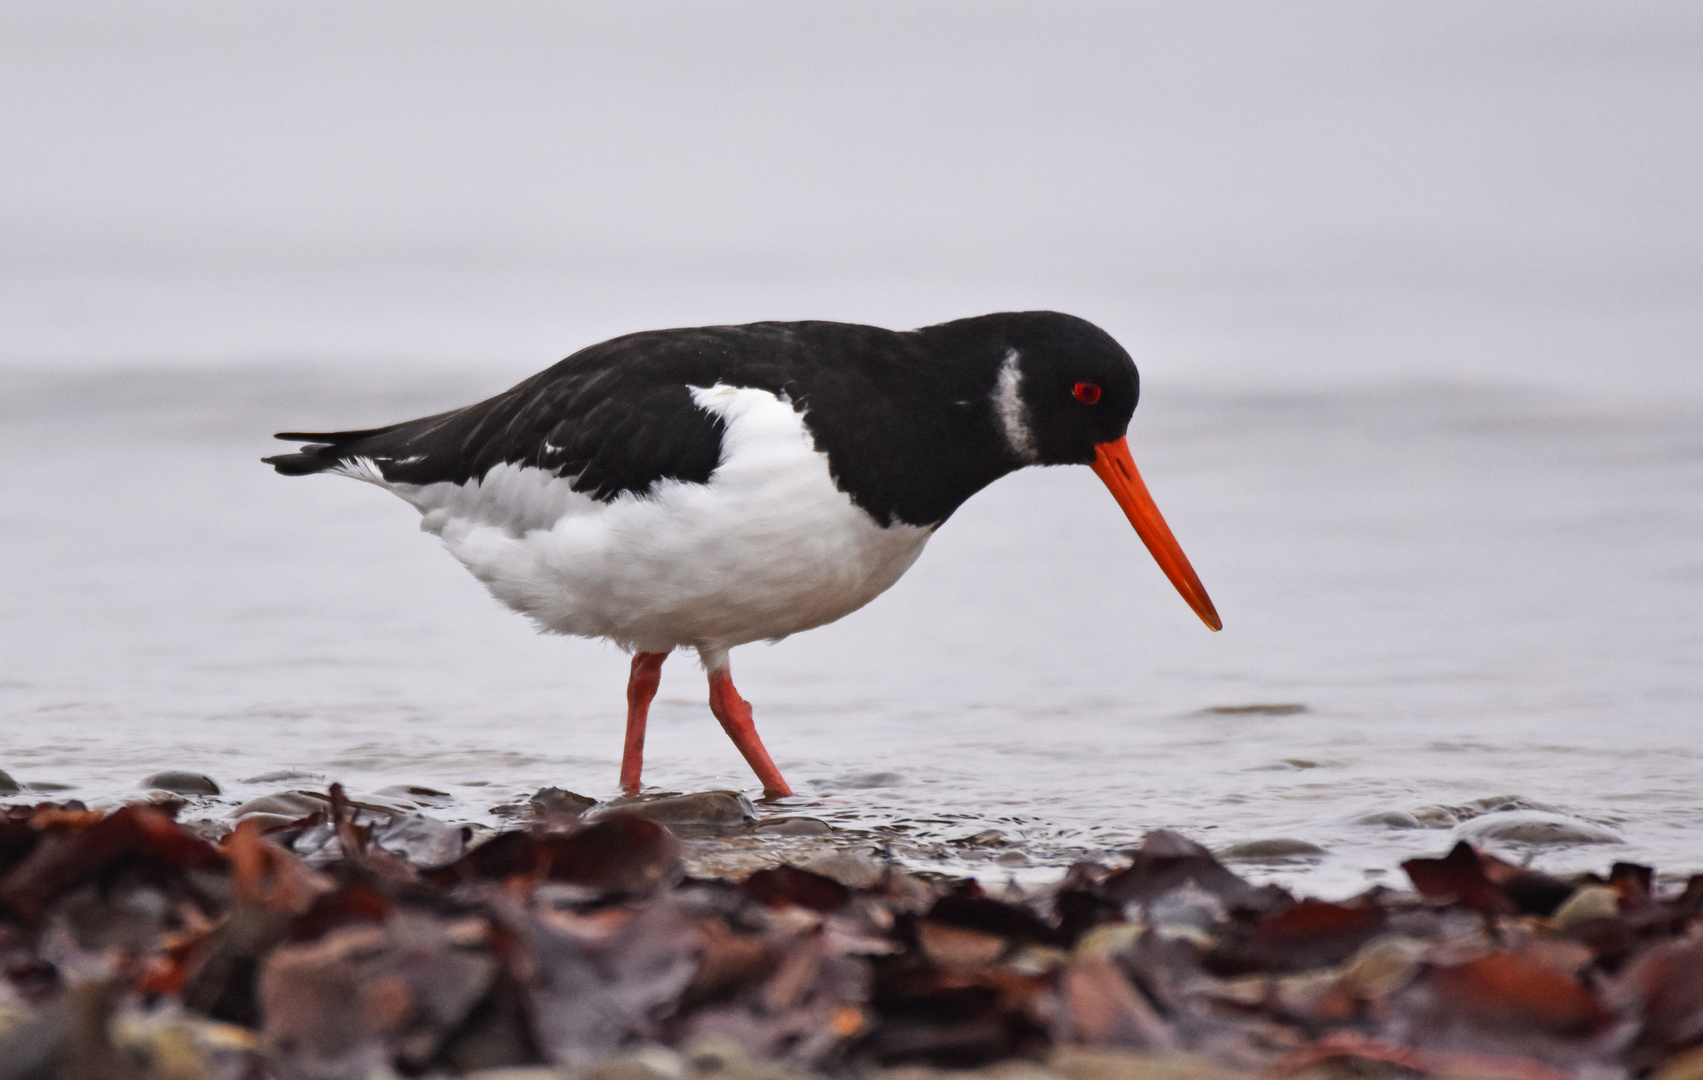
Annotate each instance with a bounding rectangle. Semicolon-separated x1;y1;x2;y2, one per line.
620;652;668;796
699;648;794;799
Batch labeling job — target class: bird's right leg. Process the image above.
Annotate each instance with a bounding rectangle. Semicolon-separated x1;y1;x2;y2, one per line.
620;652;668;796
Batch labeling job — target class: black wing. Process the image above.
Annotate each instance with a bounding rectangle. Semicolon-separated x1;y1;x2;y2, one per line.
262;329;773;500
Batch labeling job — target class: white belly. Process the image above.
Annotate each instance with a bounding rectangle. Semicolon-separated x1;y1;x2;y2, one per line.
380;384;934;654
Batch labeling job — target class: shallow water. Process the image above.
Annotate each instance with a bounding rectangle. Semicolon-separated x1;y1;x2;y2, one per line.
2;365;1700;896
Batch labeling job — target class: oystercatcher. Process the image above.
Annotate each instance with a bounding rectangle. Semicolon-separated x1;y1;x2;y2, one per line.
265;312;1219;798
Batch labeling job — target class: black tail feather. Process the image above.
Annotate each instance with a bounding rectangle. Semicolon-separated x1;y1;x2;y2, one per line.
262;447;343;476
264;423;408;476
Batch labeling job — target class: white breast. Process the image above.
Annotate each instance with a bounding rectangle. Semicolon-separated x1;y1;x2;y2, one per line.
374;384;934;654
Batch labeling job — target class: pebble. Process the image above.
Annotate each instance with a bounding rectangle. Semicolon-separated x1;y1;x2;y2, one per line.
231;791;326;819
754;816;833;836
1454;810;1622;846
0;770;17;795
1214;838;1327;863
1201;704;1307;716
1352;810;1425;829
1549;884;1621;930
600;791;756;826
530;787;597;818
1410;806;1459;827
801;848;885;889
373;783;454;808
141;770;220;796
239;770;322;784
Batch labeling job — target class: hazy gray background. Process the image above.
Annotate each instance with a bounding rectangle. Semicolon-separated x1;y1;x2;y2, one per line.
2;3;1700;891
4;1;1700;396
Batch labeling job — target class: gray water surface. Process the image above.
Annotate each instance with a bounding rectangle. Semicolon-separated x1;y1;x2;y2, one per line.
2;365;1700;896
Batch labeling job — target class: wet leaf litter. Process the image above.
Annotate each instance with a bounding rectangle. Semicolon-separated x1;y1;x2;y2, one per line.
0;788;1699;1079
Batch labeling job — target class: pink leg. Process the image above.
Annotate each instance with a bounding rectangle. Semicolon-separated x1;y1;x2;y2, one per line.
620;652;668;796
706;666;794;798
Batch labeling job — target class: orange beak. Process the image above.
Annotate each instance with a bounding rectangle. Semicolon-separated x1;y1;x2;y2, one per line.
1089;436;1222;631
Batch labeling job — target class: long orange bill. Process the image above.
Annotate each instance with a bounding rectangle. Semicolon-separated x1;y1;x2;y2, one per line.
1089;436;1222;631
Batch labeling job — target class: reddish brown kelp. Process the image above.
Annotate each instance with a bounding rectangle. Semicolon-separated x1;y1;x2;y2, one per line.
0;792;1699;1079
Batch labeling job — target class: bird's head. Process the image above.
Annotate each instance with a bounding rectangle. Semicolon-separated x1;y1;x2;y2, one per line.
930;311;1222;632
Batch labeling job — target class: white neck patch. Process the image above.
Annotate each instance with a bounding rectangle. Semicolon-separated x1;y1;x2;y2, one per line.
992;348;1038;463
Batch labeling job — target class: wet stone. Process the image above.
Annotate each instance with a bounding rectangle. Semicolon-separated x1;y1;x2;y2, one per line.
604;791;756;827
1201;703;1307;716
1455;810;1623;846
1411;805;1460;827
1353;810;1425;828
531;787;597;818
1550;884;1620;930
801;848;885;889
232;791;327;820
142;770;221;795
374;783;454;808
1215;838;1327;863
0;769;17;795
239;769;322;784
754;816;833;836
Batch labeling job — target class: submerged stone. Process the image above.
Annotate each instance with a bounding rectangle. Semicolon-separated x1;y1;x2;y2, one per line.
1215;839;1327;864
142;770;221;796
1456;810;1622;846
754;816;833;836
531;787;597;818
602;791;756;826
232;791;327;819
1353;810;1425;829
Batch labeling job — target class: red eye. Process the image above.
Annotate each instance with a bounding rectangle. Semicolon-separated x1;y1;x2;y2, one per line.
1073;381;1102;405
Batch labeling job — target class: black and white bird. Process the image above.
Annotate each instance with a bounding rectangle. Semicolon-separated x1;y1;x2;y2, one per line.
265;312;1220;798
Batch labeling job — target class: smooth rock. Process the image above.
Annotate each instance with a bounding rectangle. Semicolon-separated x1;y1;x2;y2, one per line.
1201;703;1307;716
754;816;833;836
142;770;221;795
1549;884;1621;930
231;791;326;819
374;783;454;808
1353;810;1424;829
801;848;885;889
601;791;756;826
530;787;597;818
1454;810;1622;846
1215;838;1327;863
239;770;322;784
1411;805;1459;827
0;769;17;795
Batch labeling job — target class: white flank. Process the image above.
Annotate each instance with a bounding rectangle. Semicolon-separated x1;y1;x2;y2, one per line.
992;348;1038;463
381;385;935;654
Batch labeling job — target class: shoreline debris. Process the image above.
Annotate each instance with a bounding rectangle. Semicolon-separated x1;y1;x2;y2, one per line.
0;787;1698;1079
